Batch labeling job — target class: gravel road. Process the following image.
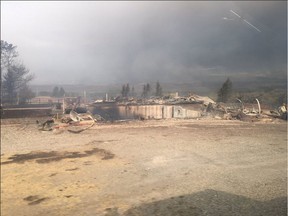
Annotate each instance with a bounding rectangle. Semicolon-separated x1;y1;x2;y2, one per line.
1;118;287;216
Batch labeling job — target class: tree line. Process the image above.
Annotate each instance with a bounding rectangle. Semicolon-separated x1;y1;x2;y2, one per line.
120;81;163;98
0;39;233;105
120;79;233;102
1;40;71;104
217;78;232;103
52;86;66;97
1;40;35;104
5;40;279;106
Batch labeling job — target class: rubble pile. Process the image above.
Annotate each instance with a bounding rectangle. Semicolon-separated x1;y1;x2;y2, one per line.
37;95;286;132
205;99;287;122
37;110;98;133
116;93;216;106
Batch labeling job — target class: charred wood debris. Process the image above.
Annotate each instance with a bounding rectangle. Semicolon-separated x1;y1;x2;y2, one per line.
36;94;287;133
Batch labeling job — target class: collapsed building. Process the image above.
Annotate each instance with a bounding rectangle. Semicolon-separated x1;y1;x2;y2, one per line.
89;93;287;122
3;90;285;134
28;92;286;134
89;94;215;120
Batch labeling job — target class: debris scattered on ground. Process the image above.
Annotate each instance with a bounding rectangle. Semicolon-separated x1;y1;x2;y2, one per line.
205;99;287;122
36;110;98;133
35;95;286;132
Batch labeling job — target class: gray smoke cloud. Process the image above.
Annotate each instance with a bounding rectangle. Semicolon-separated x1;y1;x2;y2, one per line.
1;1;286;85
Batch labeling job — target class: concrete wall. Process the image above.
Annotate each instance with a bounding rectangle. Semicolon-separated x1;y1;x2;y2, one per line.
186;109;202;118
118;105;166;120
118;104;201;120
163;106;173;119
173;106;186;118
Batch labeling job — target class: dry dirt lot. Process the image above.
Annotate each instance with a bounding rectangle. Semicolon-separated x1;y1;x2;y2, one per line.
1;118;287;216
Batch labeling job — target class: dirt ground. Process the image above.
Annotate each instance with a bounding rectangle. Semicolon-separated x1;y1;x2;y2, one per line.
1;118;287;216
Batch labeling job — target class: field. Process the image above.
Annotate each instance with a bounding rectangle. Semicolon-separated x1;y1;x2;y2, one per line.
1;118;287;216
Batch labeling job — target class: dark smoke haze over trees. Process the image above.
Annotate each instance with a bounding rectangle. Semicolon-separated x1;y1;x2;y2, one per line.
1;1;286;86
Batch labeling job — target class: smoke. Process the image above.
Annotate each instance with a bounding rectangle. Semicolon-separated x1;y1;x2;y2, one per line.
1;1;286;85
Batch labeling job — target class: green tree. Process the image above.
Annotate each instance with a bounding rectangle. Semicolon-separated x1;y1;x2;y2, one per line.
141;83;151;98
125;83;130;97
155;81;162;97
1;40;34;104
1;40;18;70
142;84;147;98
2;64;34;104
146;83;151;95
121;83;130;97
59;87;65;97
52;86;59;97
121;85;126;97
217;78;232;103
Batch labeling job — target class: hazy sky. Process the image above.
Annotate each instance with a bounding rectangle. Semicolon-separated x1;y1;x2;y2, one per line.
1;1;287;85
